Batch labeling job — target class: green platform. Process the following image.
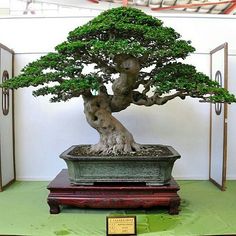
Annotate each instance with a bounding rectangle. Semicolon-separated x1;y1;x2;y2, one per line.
0;180;236;236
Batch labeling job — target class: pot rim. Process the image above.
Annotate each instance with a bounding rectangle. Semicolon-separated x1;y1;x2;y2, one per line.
60;144;181;161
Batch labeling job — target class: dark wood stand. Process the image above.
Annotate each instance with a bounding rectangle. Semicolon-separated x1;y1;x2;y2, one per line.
47;169;180;215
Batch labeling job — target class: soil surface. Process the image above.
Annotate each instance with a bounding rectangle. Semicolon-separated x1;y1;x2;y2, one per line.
69;144;173;157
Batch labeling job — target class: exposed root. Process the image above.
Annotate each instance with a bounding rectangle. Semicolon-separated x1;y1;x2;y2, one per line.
90;141;141;155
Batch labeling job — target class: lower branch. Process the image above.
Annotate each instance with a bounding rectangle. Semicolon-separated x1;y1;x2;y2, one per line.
132;91;186;106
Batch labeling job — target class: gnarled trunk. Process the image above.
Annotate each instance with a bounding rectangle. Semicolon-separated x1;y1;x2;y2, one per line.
82;56;141;154
83;93;140;155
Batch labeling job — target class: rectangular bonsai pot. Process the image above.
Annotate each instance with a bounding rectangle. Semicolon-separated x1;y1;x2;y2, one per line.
60;144;181;186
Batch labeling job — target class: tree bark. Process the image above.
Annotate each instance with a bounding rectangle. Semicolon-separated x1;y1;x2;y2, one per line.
111;56;140;112
82;56;142;154
83;92;140;154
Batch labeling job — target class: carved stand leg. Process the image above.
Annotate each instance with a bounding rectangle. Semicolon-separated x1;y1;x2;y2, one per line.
169;197;180;215
47;199;60;214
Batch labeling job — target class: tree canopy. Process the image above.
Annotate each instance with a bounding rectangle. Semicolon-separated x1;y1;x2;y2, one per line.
2;6;236;105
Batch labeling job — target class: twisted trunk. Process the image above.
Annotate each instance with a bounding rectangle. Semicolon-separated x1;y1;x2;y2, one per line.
82;56;141;154
83;93;140;154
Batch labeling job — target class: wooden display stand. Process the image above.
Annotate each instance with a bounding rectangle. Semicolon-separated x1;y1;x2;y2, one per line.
47;169;180;215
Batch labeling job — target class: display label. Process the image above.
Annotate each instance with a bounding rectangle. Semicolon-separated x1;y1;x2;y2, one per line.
106;216;136;236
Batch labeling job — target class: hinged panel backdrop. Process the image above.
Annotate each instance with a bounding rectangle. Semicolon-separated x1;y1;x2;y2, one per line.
0;44;15;191
209;43;228;191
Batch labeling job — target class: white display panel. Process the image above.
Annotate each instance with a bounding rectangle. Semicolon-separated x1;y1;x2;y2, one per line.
209;43;228;191
0;44;15;191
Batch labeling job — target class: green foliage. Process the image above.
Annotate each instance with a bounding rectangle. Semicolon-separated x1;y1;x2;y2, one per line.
154;63;236;103
2;52;99;102
63;7;194;65
1;6;235;104
33;76;100;102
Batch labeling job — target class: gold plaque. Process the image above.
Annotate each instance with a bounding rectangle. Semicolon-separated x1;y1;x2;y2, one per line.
106;216;136;236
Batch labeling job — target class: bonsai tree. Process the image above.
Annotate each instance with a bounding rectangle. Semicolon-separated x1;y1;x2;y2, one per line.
2;7;236;155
